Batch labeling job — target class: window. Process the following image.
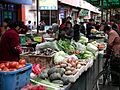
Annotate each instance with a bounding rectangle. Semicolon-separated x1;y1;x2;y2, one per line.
0;4;18;26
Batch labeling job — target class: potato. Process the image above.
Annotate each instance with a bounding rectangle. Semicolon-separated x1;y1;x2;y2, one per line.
66;66;71;71
60;64;67;68
72;69;78;75
65;70;72;75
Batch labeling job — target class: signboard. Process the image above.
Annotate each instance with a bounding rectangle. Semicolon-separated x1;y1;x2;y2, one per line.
39;0;58;10
80;9;89;16
1;0;32;5
59;7;64;18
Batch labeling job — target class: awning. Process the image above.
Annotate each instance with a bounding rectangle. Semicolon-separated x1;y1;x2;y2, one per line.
87;0;120;9
0;0;32;5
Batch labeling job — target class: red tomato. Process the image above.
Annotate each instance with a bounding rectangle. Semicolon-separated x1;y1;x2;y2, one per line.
16;65;23;69
19;59;26;65
9;68;17;71
9;62;19;68
22;64;26;67
5;62;10;68
75;51;80;54
0;63;5;69
3;67;9;71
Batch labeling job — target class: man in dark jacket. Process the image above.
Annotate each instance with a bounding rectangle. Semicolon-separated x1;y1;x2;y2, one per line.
86;19;95;38
73;20;80;42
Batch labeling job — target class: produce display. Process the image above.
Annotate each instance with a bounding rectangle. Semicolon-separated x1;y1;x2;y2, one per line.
0;59;26;72
20;34;106;90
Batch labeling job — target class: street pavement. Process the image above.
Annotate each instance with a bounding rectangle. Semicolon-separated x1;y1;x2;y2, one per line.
100;85;119;90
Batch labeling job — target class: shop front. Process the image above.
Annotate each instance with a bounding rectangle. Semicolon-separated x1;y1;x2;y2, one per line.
0;0;32;26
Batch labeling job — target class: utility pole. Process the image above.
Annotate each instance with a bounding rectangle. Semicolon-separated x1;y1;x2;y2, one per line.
36;0;39;34
101;0;104;21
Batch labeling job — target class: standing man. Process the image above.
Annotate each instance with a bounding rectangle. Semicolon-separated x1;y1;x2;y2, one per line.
27;21;32;30
86;19;95;38
73;20;80;42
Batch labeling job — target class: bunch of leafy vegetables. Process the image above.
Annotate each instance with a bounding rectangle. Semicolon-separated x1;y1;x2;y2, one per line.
57;39;76;54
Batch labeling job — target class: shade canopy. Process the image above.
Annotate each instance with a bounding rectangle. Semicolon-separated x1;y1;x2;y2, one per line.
87;0;120;9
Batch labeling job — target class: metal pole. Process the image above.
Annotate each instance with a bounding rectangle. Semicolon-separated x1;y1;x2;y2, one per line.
101;0;104;21
36;0;39;34
50;10;51;25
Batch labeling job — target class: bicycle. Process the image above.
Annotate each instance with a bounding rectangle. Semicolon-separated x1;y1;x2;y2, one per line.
91;53;120;90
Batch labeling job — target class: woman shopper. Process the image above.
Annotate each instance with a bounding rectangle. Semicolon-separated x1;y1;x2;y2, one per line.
0;18;22;61
104;24;120;86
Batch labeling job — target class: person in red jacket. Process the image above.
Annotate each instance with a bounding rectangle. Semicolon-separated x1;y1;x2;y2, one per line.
0;18;22;61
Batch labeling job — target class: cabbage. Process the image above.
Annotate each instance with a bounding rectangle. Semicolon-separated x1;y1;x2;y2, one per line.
54;51;68;64
86;43;98;54
77;43;86;53
79;36;88;44
82;51;94;59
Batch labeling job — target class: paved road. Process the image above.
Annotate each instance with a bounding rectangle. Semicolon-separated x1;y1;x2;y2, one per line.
101;86;119;90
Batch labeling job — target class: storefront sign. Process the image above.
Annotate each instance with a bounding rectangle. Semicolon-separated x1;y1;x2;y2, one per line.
59;7;65;18
39;0;58;10
1;0;32;5
80;9;89;16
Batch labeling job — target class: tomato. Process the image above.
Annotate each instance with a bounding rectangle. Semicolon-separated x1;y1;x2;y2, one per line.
0;68;2;71
19;59;26;65
3;67;9;71
9;68;17;71
22;64;26;67
16;65;23;69
75;51;80;54
9;62;19;68
0;63;5;69
5;62;10;68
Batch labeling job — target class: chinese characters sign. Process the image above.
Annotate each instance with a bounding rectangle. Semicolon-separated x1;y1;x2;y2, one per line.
39;0;58;10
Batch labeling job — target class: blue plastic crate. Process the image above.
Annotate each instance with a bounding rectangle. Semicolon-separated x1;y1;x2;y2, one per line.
0;63;32;90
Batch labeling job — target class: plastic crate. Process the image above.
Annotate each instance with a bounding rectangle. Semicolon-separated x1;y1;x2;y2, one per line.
0;63;32;90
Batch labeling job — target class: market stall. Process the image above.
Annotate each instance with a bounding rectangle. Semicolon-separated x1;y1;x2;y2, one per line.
20;33;105;90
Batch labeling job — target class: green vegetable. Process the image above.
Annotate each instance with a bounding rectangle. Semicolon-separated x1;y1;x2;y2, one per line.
61;76;69;85
39;70;48;79
49;73;61;81
52;80;63;85
48;67;58;76
79;36;88;44
54;51;68;64
86;43;98;54
57;68;65;76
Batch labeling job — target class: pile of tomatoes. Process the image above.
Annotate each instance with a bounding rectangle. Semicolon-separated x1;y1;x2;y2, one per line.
0;59;26;72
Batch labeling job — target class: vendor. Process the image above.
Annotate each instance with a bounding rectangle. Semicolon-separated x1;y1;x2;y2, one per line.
0;18;22;61
59;21;74;40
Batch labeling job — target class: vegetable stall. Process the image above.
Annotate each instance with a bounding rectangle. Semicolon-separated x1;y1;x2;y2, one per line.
20;34;105;90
